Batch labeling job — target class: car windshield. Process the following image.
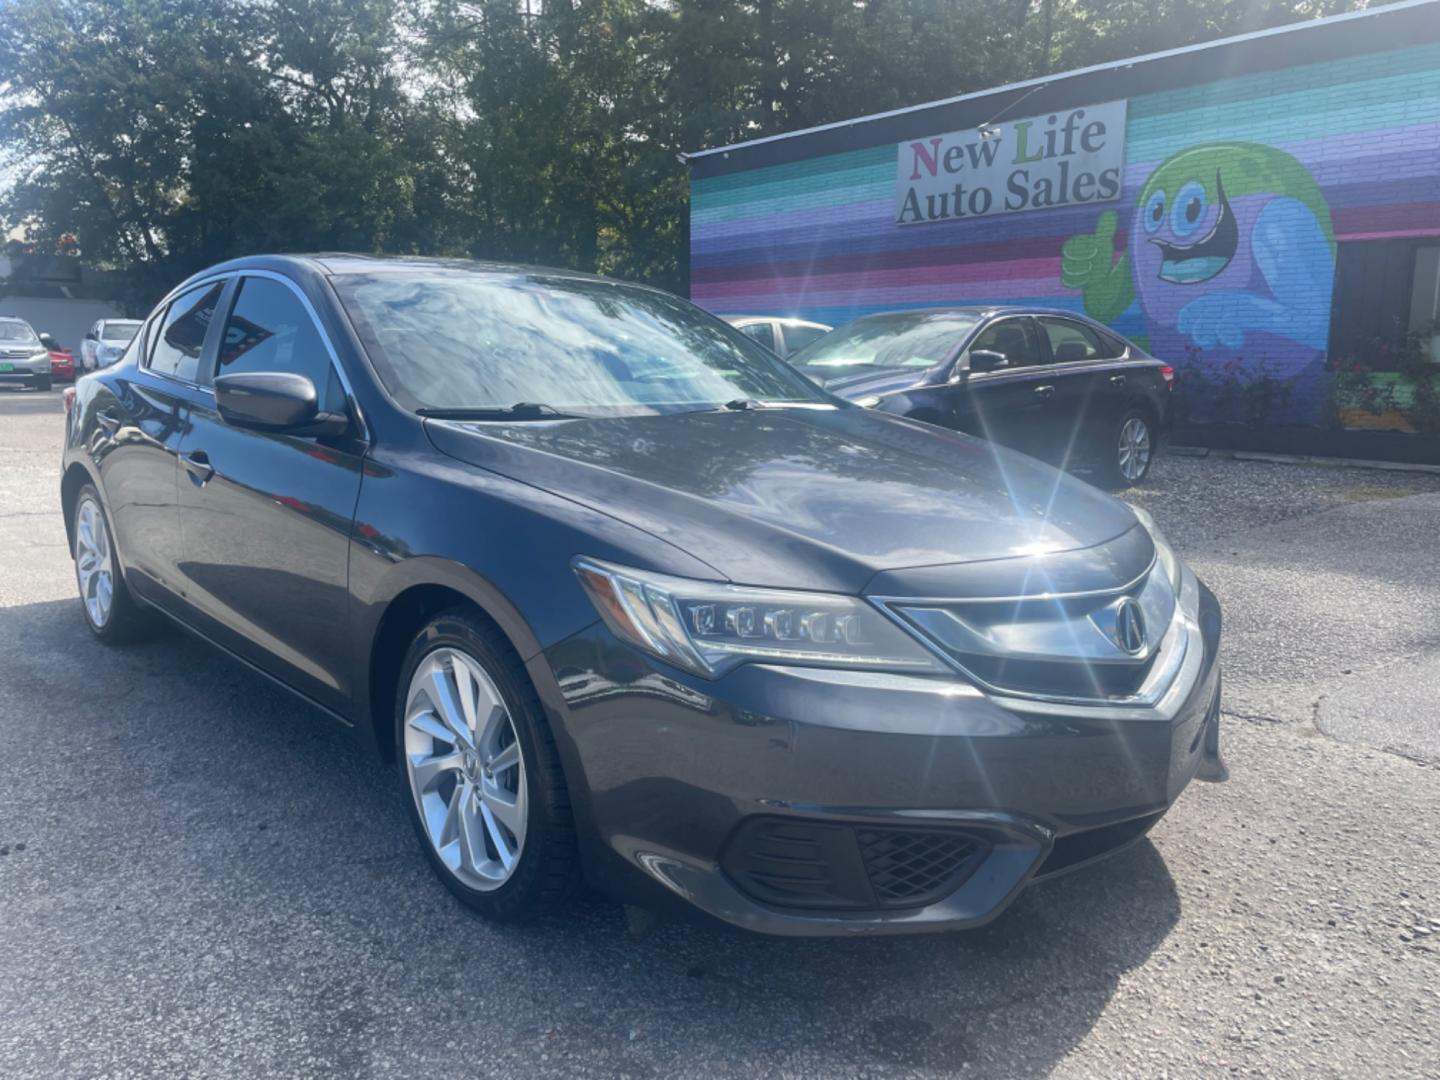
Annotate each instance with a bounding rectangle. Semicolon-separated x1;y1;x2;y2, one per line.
0;322;39;343
332;270;828;415
101;321;142;341
789;312;981;375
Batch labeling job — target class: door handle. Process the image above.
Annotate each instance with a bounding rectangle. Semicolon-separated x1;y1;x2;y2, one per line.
95;410;121;435
1109;374;1127;387
182;450;215;485
1033;384;1056;399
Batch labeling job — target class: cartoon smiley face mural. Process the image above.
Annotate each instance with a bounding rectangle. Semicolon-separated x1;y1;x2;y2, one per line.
1063;142;1336;420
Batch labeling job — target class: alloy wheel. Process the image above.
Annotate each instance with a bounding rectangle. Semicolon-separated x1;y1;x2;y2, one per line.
1118;416;1152;483
403;647;528;890
75;497;115;628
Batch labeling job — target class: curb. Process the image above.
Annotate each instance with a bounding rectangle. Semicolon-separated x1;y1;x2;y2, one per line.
1168;446;1440;476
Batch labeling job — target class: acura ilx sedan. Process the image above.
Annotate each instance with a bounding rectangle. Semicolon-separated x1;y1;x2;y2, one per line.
62;255;1224;935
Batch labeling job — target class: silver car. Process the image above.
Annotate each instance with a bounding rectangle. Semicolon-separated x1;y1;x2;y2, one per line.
80;318;143;372
0;317;53;391
722;315;831;357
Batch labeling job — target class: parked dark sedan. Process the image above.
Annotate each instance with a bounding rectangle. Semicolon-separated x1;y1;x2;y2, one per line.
790;308;1175;488
62;255;1222;935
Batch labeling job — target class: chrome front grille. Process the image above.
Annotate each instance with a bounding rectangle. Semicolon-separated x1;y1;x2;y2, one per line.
877;560;1188;706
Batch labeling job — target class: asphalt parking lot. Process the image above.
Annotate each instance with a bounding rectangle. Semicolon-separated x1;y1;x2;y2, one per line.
2;388;1438;1078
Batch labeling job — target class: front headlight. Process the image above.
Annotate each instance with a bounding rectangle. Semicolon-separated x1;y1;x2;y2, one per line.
574;557;946;678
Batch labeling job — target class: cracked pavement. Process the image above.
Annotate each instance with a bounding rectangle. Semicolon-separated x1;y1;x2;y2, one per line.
2;390;1438;1078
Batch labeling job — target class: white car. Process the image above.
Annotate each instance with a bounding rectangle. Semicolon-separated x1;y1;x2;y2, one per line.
80;318;143;372
722;315;831;357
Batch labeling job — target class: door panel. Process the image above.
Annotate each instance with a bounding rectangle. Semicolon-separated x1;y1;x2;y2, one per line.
175;275;365;712
1036;316;1126;463
945;317;1050;457
99;282;226;607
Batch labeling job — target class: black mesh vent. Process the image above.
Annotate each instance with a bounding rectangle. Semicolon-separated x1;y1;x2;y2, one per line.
856;828;985;903
721;818;989;911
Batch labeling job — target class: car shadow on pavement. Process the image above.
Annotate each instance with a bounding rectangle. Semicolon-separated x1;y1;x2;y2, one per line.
1;596;1180;1078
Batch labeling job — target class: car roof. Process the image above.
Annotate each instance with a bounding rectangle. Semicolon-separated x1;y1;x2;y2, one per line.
722;315;829;326
844;305;1101;322
186;252;624;283
163;253;671;308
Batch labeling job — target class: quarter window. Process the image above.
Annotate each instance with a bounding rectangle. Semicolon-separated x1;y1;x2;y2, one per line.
1039;317;1119;363
147;282;225;381
969;318;1044;369
217;277;341;407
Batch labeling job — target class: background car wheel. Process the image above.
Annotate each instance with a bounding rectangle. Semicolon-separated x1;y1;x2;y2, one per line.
36;376;52;392
396;609;577;921
73;484;157;643
1103;410;1154;488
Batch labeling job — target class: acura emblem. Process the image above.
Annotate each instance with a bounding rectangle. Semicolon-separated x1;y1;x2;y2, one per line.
1113;598;1146;655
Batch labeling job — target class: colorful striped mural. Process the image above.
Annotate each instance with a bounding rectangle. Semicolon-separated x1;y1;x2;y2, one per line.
691;39;1440;428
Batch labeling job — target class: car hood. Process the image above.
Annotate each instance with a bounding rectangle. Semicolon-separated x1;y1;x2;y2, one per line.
425;406;1139;593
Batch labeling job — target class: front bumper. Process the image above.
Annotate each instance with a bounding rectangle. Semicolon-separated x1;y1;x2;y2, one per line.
0;359;52;387
538;581;1223;936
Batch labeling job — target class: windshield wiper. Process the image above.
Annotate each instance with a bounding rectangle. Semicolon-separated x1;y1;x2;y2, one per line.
416;402;584;421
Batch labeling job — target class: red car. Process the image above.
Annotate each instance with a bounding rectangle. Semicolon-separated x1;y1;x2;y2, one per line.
39;334;75;382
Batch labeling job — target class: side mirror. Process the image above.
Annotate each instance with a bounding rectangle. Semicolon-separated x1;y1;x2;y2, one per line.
967;349;1009;374
214;372;347;436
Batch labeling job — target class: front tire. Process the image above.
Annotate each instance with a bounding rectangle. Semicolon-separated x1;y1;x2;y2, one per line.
1103;410;1155;488
396;609;578;921
73;484;156;643
35;375;52;392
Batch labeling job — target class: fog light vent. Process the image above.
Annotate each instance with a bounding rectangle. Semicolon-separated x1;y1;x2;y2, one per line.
721;818;988;911
857;828;985;903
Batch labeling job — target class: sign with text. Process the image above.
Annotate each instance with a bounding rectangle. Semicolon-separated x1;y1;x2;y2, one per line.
895;100;1127;225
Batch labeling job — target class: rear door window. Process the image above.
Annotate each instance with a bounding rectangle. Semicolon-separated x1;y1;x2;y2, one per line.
780;323;828;355
737;321;778;352
1039;317;1121;363
147;282;225;382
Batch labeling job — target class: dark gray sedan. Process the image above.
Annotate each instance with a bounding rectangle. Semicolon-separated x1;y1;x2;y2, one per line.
790;308;1175;488
62;255;1223;935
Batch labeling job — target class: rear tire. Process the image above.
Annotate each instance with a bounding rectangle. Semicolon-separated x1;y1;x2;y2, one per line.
396;608;578;922
1101;409;1155;489
35;376;52;392
73;484;157;643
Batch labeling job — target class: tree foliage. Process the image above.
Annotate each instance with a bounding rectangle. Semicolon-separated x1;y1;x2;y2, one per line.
0;0;1370;301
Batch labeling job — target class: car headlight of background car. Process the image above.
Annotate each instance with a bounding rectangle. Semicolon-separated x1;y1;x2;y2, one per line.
574;557;947;678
